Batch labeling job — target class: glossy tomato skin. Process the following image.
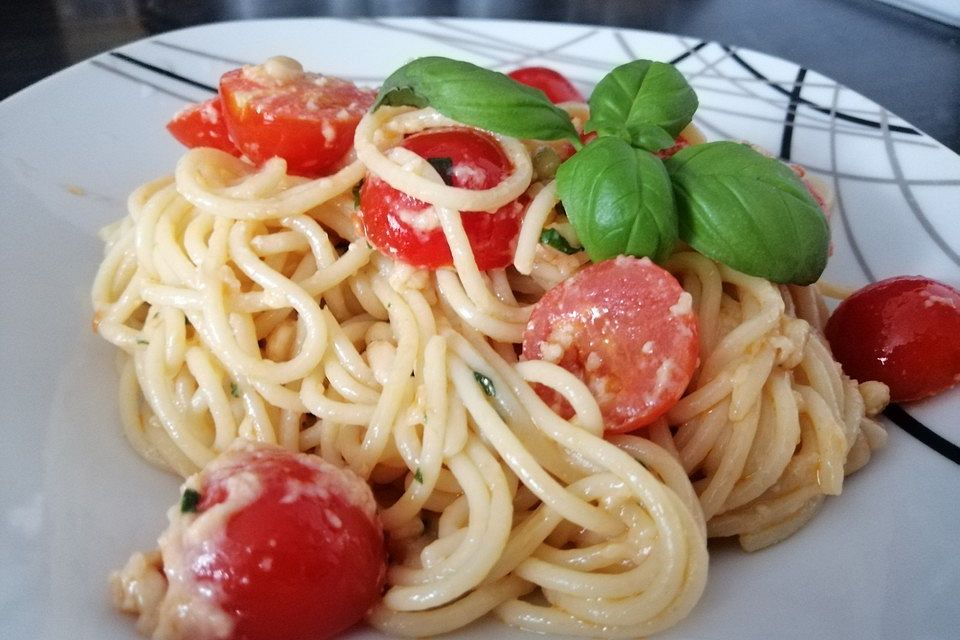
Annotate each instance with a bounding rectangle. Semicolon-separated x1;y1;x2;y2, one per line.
219;63;376;177
508;66;585;103
825;276;960;402
358;127;524;270
522;256;699;432
185;443;385;640
166;97;241;156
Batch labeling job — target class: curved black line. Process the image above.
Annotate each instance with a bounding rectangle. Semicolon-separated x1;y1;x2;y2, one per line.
721;46;919;135
884;404;960;465
670;41;708;65
90;61;197;103
779;66;807;160
109;51;217;93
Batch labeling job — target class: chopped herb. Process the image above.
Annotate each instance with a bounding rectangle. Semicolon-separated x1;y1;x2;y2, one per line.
180;488;201;513
539;228;580;255
352;179;364;208
473;371;496;397
136;338;149;345
426;157;454;185
413;468;424;483
229;382;240;397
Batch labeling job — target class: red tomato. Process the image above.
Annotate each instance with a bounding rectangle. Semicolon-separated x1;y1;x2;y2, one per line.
358;127;525;270
219;58;376;177
172;442;385;640
825;276;960;402
508;66;585;104
522;256;699;432
655;133;690;159
166;97;241;156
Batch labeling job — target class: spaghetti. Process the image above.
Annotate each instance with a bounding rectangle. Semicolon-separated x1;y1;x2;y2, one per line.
94;97;886;637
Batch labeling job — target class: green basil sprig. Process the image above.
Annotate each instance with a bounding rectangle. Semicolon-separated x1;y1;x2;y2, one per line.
374;57;580;144
552;58;828;285
586;60;698;146
665;142;829;284
556;136;677;263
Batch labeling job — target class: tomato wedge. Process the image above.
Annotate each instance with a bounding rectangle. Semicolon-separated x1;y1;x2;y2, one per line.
508;66;585;104
825;276;960;402
522;256;699;432
219;56;376;177
166;97;241;156
152;442;385;640
358;127;525;270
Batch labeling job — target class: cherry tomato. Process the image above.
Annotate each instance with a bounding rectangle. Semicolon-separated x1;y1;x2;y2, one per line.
166;97;241;156
171;442;385;640
825;276;960;402
219;57;376;177
508;66;585;103
522;256;699;432
655;133;690;159
358;127;525;270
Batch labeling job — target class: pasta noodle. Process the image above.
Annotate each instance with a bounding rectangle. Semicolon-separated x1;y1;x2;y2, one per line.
93;102;886;637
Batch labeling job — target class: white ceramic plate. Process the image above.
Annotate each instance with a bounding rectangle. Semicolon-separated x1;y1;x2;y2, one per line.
1;17;957;640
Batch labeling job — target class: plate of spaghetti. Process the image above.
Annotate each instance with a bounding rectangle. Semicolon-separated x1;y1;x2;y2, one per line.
1;17;958;640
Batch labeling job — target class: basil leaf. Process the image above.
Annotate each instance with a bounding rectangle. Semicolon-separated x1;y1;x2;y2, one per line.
556;136;677;263
374;57;580;143
352;179;364;208
473;371;496;397
586;60;698;140
665;141;829;285
628;123;677;153
180;488;201;513
539;228;580;255
426;157;454;185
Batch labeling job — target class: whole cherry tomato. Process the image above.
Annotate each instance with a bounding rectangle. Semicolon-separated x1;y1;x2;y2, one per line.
825;276;960;402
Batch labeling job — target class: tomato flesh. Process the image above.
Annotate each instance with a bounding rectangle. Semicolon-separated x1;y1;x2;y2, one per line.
825;276;960;402
522;256;699;432
655;133;690;159
219;60;376;177
508;66;585;104
166;97;241;156
183;443;385;640
358;127;524;270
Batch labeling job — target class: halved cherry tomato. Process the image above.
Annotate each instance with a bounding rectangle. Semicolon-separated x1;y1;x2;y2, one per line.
358;127;525;270
166;97;241;156
522;256;699;432
166;442;386;640
219;57;376;177
825;276;960;402
508;66;585;104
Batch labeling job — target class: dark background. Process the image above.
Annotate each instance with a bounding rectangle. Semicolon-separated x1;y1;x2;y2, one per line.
3;0;959;152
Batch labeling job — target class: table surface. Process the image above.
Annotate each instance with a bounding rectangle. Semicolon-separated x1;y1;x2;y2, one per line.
3;0;959;153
